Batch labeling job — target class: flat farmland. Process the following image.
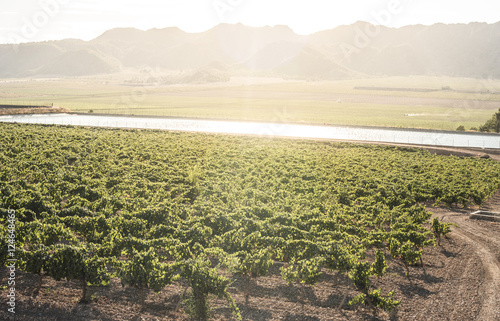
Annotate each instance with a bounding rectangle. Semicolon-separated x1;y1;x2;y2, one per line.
1;75;499;130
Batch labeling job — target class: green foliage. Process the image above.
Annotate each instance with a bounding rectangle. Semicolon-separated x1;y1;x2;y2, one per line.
21;220;76;246
322;240;357;276
227;249;273;304
389;238;423;280
0;222;11;268
180;256;241;320
1;122;500;316
349;261;373;293
43;244;110;302
117;248;177;297
348;260;400;313
431;217;456;246
0;237;8;268
479;108;500;132
281;257;325;286
281;257;325;308
372;249;387;278
19;244;48;275
226;248;273;279
349;289;400;313
186;165;203;186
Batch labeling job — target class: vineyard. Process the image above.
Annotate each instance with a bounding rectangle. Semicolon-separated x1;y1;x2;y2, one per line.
1;122;500;320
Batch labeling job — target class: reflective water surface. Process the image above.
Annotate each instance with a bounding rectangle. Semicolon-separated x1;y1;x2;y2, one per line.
1;113;499;149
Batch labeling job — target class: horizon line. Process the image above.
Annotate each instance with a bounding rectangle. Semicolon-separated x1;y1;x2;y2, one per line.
2;20;499;45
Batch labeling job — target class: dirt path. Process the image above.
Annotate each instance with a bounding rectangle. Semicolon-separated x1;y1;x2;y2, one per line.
410;236;483;321
432;191;500;321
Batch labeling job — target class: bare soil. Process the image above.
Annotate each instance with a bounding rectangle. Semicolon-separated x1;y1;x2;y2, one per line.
431;191;500;321
0;106;71;115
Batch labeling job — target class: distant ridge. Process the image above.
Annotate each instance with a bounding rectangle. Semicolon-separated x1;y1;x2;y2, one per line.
0;21;499;79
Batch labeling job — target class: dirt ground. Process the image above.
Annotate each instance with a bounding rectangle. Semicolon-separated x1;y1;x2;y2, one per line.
0;106;71;115
431;193;500;321
0;147;499;321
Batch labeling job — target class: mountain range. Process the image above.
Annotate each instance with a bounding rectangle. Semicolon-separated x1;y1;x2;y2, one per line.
0;21;499;80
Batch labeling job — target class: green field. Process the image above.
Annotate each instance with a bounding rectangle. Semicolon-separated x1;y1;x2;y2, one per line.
1;122;500;319
1;75;499;130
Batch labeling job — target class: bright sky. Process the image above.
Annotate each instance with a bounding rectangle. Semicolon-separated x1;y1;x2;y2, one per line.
1;0;499;43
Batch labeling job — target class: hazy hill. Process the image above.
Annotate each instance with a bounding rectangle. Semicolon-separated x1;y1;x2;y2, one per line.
0;21;498;79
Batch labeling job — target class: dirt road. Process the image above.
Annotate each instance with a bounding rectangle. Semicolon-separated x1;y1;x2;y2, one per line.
433;191;500;321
